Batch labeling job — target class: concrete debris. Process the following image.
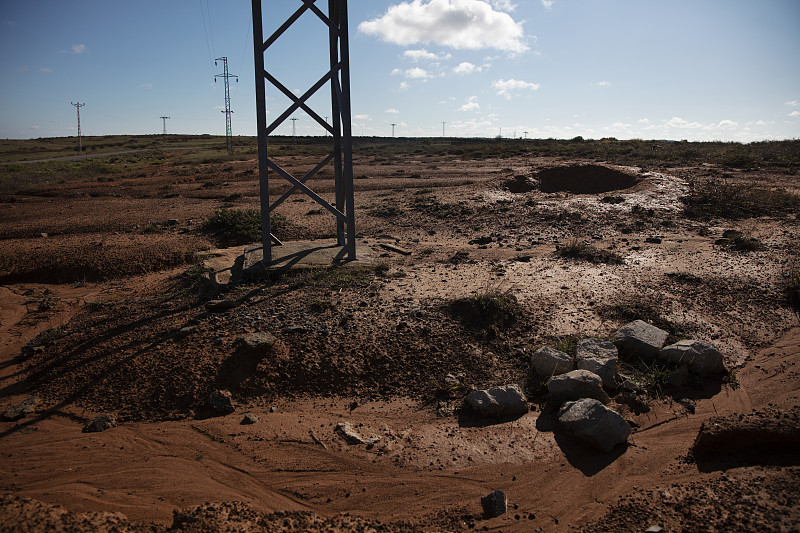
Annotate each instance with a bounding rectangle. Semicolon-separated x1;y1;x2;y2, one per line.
611;320;669;362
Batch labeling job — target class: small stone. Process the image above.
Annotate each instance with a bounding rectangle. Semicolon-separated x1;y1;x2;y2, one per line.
611;320;669;362
207;390;234;414
83;413;117;433
645;527;664;533
481;489;507;518
241;413;258;425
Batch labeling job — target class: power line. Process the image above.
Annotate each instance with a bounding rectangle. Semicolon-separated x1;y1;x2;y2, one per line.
215;56;238;152
199;0;215;62
71;102;85;151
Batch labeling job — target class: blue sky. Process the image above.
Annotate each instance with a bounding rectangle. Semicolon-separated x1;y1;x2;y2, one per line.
1;0;799;141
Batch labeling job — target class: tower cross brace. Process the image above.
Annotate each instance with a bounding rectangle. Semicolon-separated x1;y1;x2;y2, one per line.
252;0;356;263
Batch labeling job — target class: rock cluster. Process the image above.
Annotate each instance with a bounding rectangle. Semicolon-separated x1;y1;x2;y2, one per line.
527;320;729;452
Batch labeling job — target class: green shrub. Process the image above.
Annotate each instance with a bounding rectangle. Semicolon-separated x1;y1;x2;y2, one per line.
201;208;264;246
557;238;624;264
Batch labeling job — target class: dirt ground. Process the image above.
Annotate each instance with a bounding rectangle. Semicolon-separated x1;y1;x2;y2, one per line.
1;139;799;531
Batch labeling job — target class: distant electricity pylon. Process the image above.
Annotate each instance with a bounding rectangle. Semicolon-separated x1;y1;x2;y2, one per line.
291;117;299;144
214;56;238;153
160;116;170;135
390;123;396;137
71;101;85;151
442;121;446;137
523;130;528;139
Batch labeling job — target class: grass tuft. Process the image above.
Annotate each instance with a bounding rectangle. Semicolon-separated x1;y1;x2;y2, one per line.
557;238;624;264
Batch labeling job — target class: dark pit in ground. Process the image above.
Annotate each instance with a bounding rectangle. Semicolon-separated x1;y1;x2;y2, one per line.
537;164;640;194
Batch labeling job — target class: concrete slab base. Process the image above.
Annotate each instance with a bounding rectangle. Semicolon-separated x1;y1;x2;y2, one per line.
239;240;376;279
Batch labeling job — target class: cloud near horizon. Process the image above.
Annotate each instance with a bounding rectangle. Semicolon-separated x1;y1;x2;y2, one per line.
492;78;540;98
358;0;529;53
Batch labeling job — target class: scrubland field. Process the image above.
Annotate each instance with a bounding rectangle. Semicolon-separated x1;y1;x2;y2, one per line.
1;135;799;531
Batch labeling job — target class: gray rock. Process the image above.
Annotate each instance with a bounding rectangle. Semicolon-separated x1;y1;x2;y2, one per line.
465;384;529;417
335;422;374;445
659;340;726;376
557;398;630;452
610;320;669;362
481;489;507;518
547;370;610;405
2;396;38;421
575;338;619;389
241;413;258;425
645;527;665;533
83;413;117;433
531;346;573;378
208;390;235;413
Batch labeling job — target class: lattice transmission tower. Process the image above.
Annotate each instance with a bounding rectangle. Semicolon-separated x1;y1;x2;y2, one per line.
215;56;238;153
71;101;85;151
251;0;356;263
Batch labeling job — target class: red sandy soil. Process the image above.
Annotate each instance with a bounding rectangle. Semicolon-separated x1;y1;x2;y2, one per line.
1;148;798;531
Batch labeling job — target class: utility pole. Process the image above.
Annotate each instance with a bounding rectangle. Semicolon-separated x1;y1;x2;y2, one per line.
390;123;396;138
291;117;299;144
442;121;446;137
160;116;170;135
523;130;528;139
214;56;238;153
71;102;85;151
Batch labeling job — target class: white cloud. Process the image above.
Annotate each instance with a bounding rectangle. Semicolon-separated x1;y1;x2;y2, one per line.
541;0;554;9
592;80;611;87
386;108;400;113
784;100;799;107
358;0;529;53
354;114;371;120
492;78;540;98
390;67;402;75
405;67;431;79
141;83;152;89
399;81;410;90
489;0;516;11
71;44;86;54
637;118;650;124
38;67;52;73
453;61;481;74
789;111;800;118
458;96;480;111
665;116;701;129
402;48;450;61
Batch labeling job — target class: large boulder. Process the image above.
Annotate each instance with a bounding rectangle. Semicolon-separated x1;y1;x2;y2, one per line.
575;338;618;389
659;340;725;376
531;346;573;378
557;398;630;452
547;370;609;405
611;320;668;362
465;384;529;417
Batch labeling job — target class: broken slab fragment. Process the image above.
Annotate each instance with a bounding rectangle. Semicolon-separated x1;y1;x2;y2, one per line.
334;422;378;445
659;340;726;376
531;346;573;378
557;398;630;453
547;369;610;405
465;384;529;417
610;320;669;362
575;338;619;390
235;332;277;354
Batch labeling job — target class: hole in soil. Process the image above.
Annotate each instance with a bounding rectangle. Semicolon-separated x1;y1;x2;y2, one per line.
537;164;640;194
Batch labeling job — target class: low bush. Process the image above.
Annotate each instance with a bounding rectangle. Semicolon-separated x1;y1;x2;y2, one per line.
683;179;800;219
